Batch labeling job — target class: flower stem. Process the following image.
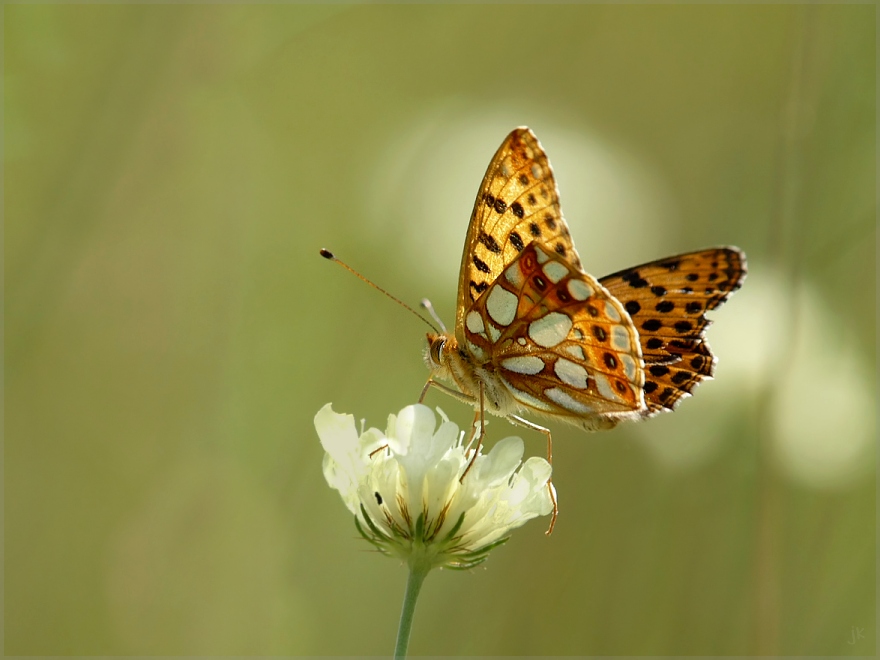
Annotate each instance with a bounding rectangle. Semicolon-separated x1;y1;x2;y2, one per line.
394;557;430;659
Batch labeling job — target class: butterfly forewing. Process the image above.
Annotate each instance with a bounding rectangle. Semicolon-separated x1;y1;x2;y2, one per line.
456;128;581;336
599;248;746;412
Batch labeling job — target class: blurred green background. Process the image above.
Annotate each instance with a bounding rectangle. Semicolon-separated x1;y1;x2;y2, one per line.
6;4;875;656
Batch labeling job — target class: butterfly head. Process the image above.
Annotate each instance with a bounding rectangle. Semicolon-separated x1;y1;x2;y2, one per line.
424;332;453;373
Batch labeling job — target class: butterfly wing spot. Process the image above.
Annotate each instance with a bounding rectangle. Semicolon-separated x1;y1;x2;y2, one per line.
554;358;589;389
504;261;526;289
542;261;568;284
568;279;593;301
544;387;591;414
510;232;525;252
502;356;546;375
565;344;586;361
611;325;631;351
592;374;617;402
466;310;485;334
620;354;639;380
528;312;573;348
674;320;693;334
479;232;502;254
486;286;518;326
604;301;622;322
473;255;491;274
534;245;551;264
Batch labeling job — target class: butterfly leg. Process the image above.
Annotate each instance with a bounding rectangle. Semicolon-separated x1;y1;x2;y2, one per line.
459;383;486;483
508;414;558;535
420;377;476;407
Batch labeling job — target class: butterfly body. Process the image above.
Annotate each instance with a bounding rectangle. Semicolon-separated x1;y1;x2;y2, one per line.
423;127;746;433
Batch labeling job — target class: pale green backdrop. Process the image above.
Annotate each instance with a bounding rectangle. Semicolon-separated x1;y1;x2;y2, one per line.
6;4;875;656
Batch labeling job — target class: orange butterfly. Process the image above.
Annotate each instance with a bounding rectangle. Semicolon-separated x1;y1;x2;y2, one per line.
421;128;746;491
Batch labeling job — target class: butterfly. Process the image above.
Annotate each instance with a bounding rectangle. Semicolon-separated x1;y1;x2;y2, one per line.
422;127;746;458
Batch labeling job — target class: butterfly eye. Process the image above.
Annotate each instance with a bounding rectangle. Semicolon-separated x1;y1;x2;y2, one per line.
428;336;446;366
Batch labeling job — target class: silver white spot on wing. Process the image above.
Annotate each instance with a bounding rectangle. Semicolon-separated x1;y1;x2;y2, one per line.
517;337;527;346
466;311;484;335
567;279;593;301
542;261;568;284
564;344;585;361
486;322;501;343
501;356;545;375
504;263;525;289
486;286;518;326
594;373;616;401
621;354;639;381
554;358;589;389
612;325;631;351
528;312;572;348
534;244;551;264
605;301;621;322
545;387;591;413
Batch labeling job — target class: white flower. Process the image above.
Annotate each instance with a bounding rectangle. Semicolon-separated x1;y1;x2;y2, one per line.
316;403;555;569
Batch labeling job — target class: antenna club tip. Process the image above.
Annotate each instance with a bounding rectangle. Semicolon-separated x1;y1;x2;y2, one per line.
319;248;335;260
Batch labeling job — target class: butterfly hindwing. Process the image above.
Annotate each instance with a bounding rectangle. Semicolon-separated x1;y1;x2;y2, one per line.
599;247;746;413
463;242;645;425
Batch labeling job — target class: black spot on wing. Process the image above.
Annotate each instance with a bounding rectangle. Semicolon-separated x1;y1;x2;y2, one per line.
510;231;525;252
479;232;502;254
473;255;490;273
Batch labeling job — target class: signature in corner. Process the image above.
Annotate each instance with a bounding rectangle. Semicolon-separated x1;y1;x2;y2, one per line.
846;626;865;646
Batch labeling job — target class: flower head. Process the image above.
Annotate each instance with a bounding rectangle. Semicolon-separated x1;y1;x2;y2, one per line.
316;403;554;569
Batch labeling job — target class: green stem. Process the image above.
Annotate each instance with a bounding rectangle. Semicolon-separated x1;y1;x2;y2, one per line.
394;557;430;659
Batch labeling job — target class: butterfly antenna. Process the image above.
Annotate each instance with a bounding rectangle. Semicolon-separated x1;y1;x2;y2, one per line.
420;298;447;333
320;249;440;333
